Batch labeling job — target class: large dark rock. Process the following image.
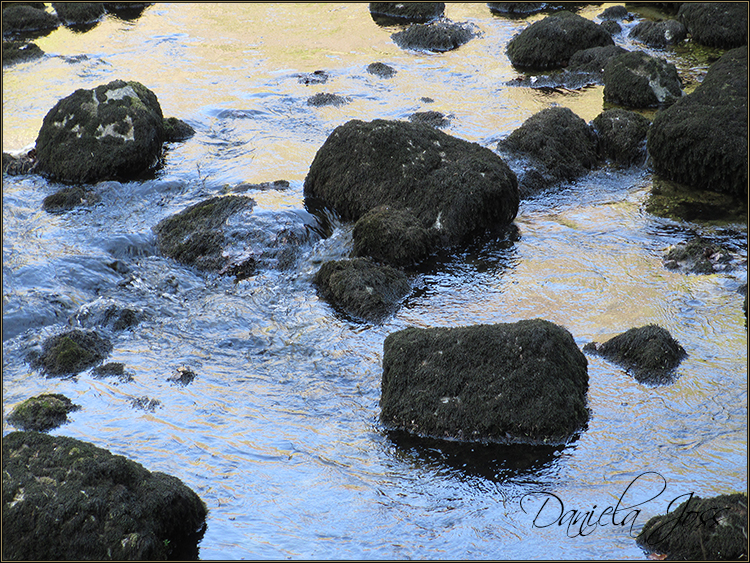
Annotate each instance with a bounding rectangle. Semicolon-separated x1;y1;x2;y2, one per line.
27;329;113;376
677;2;748;48
583;325;686;385
314;257;411;323
488;3;547;16
7;393;80;432
603;51;682;108
369;2;444;23
506;11;614;70
380;319;589;444
51;2;106;26
497;106;598;197
567;45;627;76
591;108;651;166
2;40;44;65
647;47;747;197
352;206;438;267
391;19;478;52
35;80;166;184
304;119;519;247
2;431;207;560
598;5;629;20
2;3;59;37
636;493;748;560
628;19;687;47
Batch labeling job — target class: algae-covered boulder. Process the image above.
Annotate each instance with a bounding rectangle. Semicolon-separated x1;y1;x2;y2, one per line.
645;177;747;222
497;106;598;197
42;185;101;213
307;93;349;107
488;3;547;16
408;110;450;128
352;206;438;267
506;11;614;70
369;2;444;24
677;2;748;48
381;319;589;444
27;329;113;376
603;51;682;108
636;492;748;560
392;19;478;52
51;2;106;26
2;431;207;560
2;40;44;65
647;47;747;198
163;116;195;142
367;62;397;78
304;119;518;247
566;45;627;78
2;3;59;37
314;258;411;323
7;393;80;432
35;80;166;183
583;324;687;384
591;108;651;166
628;19;687;47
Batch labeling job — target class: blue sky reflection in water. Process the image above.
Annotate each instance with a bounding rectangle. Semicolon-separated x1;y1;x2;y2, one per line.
2;3;747;559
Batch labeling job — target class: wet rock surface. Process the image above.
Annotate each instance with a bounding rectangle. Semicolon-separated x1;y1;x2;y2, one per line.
51;2;106;26
27;329;113;376
2;3;59;37
628;19;687;48
307;93;349;107
677;2;748;48
584;325;687;385
392;18;479;52
381;319;589;444
369;2;444;24
2;40;44;65
662;236;735;274
7;393;81;432
591;108;651;166
366;62;396;78
2;431;207;560
603;51;683;108
313;257;411;323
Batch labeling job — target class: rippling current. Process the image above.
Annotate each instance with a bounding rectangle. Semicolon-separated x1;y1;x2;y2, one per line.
2;3;747;559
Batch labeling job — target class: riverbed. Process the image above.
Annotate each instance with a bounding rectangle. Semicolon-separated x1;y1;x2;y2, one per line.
2;3;747;559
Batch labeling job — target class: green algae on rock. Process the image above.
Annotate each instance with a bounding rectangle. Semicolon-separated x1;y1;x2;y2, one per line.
28;329;113;376
7;393;81;432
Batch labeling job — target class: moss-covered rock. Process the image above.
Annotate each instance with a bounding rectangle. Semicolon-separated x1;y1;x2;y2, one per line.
307;93;348;107
352;206;438;267
583;324;687;385
488;3;547;16
598;5;629;20
663;235;734;274
366;62;397;78
7;394;80;432
497;106;598;197
42;185;101;213
391;19;478;52
645;176;747;222
304;119;518;247
51;2;106;26
567;45;627;77
628;19;687;47
314;258;411;323
163;116;195;142
647;47;747;197
35;80;166;184
2;3;59;36
636;492;748;560
408;110;450;128
28;329;113;376
677;2;748;48
369;2;444;23
603;51;683;108
1;431;207;560
2;40;44;65
2;151;36;175
381;319;589;444
506;11;614;70
591;108;651;166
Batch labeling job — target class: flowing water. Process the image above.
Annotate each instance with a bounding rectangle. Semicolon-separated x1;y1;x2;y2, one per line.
2;3;747;559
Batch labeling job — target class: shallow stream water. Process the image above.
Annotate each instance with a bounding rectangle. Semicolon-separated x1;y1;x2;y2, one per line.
2;3;747;559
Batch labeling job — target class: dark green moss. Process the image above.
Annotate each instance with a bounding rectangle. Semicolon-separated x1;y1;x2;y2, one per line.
645;176;748;222
163;117;195;142
392;20;477;53
381;319;589;444
637;493;748;560
352;206;438;267
29;329;112;376
7;393;80;432
603;51;682;108
42;186;101;213
677;2;748;48
591;109;651;166
2;431;207;560
584;324;686;385
2;40;44;65
153;195;254;271
51;2;105;25
314;258;411;323
1;3;59;35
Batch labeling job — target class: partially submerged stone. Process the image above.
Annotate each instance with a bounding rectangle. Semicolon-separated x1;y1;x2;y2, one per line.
506;11;614;70
583;324;686;385
52;2;106;26
663;236;734;274
2;3;59;37
636;492;748;560
497;106;598;197
392;19;478;52
603;51;683;108
628;19;687;48
677;2;748;48
314;257;411;323
366;62;397;78
645;176;747;222
2;40;44;65
27;329;113;376
2;431;207;560
488;3;547;16
408;110;450;128
2;150;36;175
42;185;101;213
369;2;444;24
307;92;348;107
567;45;627;77
163;116;195;142
7;393;80;432
381;319;589;444
591;108;651;166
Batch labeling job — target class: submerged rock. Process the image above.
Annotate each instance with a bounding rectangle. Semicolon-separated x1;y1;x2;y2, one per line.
35;80;166;183
583;324;686;385
7;393;80;432
304;119;518;249
352;205;438;267
381;319;589;444
647;47;747;198
307;92;348;107
2;40;44;65
27;329;113;376
497;106;598;197
392;19;478;52
591;108;651;166
2;431;207;560
369;2;444;24
636;492;748;560
366;62;397;78
506;11;614;70
603;51;682;108
408;110;450;128
52;2;106;26
42;185;101;213
314;257;411;323
662;236;734;274
628;19;687;47
645;177;748;222
677;2;748;48
297;69;328;84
